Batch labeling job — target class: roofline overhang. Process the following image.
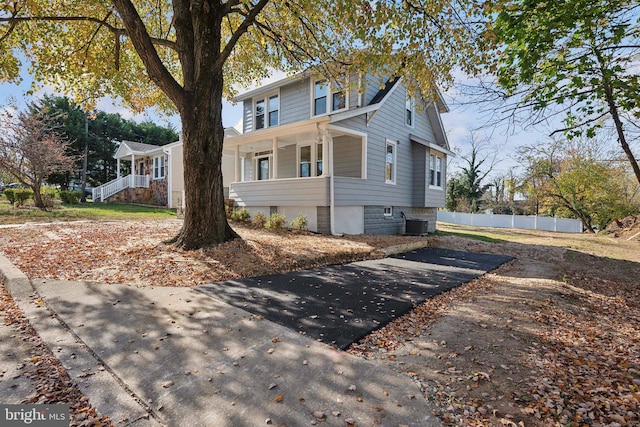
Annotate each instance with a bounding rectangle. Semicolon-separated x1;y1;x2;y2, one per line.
224;116;330;147
410;134;456;157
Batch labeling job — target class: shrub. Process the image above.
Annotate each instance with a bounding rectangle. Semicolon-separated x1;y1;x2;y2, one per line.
289;213;308;231
60;190;82;204
40;187;59;210
251;211;267;228
230;207;250;222
3;188;17;206
9;188;34;207
265;212;286;231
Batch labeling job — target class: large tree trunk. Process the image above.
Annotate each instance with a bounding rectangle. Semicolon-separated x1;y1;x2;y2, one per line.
168;73;239;249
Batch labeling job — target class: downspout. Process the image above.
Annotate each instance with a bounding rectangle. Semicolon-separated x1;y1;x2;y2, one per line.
318;125;340;236
163;147;172;208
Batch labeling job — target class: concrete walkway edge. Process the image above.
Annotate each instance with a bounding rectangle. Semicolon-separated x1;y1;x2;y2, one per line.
0;254;160;426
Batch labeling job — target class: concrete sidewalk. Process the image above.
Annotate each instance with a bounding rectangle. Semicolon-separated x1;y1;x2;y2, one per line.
1;255;441;426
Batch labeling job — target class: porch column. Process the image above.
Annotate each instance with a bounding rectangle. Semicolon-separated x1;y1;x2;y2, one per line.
116;159;121;179
272;137;278;179
322;134;329;177
234;145;241;182
130;153;135;187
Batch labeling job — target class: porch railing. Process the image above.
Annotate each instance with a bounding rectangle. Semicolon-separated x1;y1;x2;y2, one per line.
92;174;149;202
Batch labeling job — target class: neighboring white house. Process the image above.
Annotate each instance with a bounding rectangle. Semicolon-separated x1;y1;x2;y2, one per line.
94;71;453;235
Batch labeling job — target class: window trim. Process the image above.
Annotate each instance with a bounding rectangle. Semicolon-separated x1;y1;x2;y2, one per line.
428;152;444;189
152;155;165;180
385;139;397;185
383;206;393;217
297;142;324;178
253;153;273;181
311;77;349;117
405;93;414;128
253;90;280;131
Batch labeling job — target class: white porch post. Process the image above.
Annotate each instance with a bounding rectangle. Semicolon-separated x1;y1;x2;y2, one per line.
130;153;135;187
272;137;278;179
117;159;121;179
234;145;241;182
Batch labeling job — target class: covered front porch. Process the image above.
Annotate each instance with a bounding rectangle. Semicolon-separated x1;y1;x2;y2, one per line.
224;121;367;210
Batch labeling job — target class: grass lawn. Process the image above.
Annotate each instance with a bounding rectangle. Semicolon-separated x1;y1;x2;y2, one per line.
0;198;176;224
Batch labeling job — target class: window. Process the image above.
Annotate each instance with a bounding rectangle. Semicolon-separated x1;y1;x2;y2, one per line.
405;95;414;127
254;93;278;130
316;144;323;176
385;140;396;184
268;95;279;127
298;143;324;177
332;83;346;112
153;155;165;179
313;80;327;116
383;206;393;217
299;145;311;177
255;99;265;130
429;153;443;188
313;78;348;116
429;154;435;186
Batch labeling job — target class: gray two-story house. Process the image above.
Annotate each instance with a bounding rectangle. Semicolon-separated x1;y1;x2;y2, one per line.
223;71;453;235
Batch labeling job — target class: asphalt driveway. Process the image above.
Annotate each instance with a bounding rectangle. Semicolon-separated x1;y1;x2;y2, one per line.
197;247;513;349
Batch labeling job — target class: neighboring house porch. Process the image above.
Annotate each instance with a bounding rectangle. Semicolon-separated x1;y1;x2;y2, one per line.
92;141;169;206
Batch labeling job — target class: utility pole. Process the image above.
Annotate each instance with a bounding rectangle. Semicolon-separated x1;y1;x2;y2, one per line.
80;106;89;203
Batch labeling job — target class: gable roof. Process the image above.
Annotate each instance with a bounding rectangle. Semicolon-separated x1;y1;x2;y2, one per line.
369;77;400;105
114;140;165;160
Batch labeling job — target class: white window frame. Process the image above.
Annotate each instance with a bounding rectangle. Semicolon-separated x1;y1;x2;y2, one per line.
253;152;273;181
297;142;323;178
137;160;145;175
385;139;397;185
253;91;279;131
405;93;414;128
153;155;165;180
311;77;349;117
428;152;444;189
383;206;393;217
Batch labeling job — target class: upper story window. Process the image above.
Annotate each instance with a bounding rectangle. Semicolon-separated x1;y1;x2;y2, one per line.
255;92;279;130
385;140;396;185
268;95;279;127
313;80;328;116
312;77;348;116
429;153;443;188
255;99;265;130
405;94;414;127
153;155;165;179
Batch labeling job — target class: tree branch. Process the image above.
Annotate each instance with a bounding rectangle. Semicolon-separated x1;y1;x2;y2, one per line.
0;15;177;50
112;0;184;108
215;0;270;70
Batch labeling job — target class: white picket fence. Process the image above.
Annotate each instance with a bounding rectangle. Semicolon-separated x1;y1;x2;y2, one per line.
437;211;583;233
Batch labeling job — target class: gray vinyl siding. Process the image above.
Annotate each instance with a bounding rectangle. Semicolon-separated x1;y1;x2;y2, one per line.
412;143;426;206
280;78;310;125
365;73;390;105
277;144;297;178
425;149;446;207
230;177;329;206
332;77;446;209
333;135;362;178
243;100;253;133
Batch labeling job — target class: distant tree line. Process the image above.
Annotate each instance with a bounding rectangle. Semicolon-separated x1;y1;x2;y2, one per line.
37;95;179;189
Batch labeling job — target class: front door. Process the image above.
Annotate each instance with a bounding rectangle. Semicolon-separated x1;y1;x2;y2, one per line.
257;157;270;180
